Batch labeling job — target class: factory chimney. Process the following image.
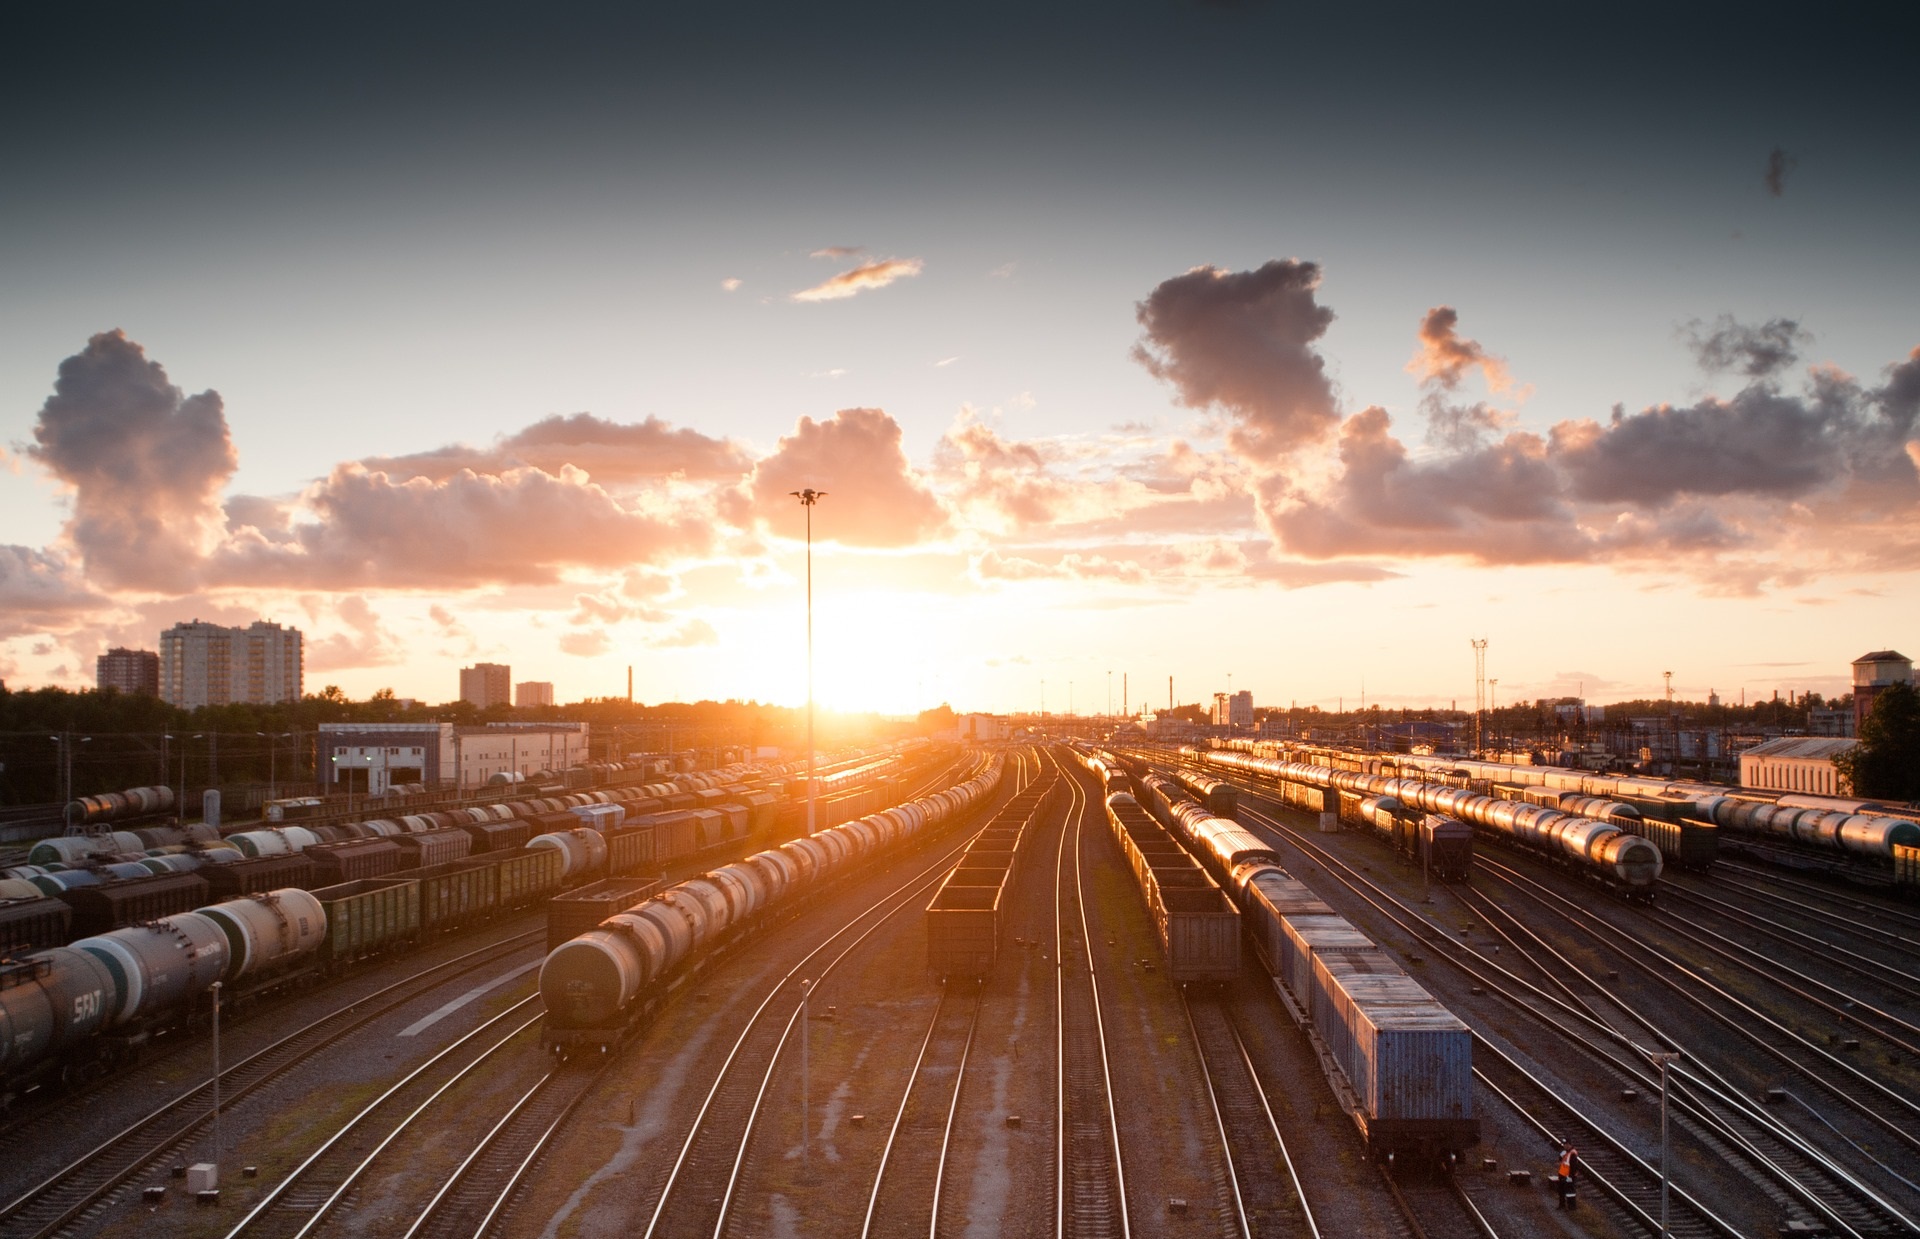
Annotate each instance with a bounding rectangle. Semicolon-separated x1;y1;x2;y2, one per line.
627;665;633;703
1168;676;1173;713
1123;673;1128;718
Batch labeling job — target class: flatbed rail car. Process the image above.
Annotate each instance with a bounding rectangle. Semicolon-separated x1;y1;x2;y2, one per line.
926;773;1060;979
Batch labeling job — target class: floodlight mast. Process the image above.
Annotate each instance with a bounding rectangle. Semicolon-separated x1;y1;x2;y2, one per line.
791;489;827;833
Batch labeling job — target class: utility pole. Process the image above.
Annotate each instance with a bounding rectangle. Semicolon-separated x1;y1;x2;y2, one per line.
1471;638;1488;755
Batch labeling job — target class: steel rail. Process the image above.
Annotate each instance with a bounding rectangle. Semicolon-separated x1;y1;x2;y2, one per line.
0;926;543;1239
637;759;1005;1239
858;982;984;1239
223;997;543;1237
1053;751;1130;1239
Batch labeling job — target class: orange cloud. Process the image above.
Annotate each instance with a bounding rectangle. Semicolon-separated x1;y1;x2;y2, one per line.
793;257;924;302
1407;306;1513;392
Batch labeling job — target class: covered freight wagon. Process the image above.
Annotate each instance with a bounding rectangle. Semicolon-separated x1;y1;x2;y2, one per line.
461;818;533;854
198;853;316;901
56;872;211;939
304;839;405;887
1311;951;1476;1156
1;897;73;956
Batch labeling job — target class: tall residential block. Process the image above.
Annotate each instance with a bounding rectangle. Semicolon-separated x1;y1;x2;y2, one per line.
515;680;555;708
460;662;512;708
159;620;304;708
97;647;160;696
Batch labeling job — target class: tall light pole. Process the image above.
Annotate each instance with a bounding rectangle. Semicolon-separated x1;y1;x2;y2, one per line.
790;489;827;834
1650;1050;1680;1236
211;980;223;1186
257;731;292;802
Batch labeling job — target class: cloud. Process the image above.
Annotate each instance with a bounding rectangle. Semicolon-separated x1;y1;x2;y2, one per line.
1682;315;1809;377
1552;389;1843;505
1408;306;1512;392
988;262;1018;278
1764;147;1797;197
935;356;961;367
559;628;612;657
810;246;864;259
360;413;750;485
738;407;948;547
304;594;402;671
0;546;107;637
1133;260;1340;460
210;463;716;588
27;330;237;589
647;618;718;649
720;277;742;292
1264;322;1920;573
792;257;924;302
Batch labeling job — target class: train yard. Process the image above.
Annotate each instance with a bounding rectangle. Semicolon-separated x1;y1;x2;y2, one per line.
1;738;1917;1238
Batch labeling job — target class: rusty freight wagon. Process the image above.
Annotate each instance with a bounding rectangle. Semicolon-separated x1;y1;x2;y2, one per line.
56;871;211;939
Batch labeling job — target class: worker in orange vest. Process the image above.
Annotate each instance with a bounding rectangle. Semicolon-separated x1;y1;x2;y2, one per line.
1556;1143;1579;1210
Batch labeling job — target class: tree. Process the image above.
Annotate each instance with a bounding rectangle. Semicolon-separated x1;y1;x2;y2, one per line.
1835;682;1920;803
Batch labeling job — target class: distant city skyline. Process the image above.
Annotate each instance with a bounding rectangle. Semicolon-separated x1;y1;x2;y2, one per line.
2;4;1915;714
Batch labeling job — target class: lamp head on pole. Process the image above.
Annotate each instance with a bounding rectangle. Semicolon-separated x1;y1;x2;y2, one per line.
790;488;827;506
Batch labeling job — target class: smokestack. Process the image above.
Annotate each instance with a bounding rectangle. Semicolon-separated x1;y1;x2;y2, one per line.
627;665;633;702
1168;675;1173;713
1123;673;1128;718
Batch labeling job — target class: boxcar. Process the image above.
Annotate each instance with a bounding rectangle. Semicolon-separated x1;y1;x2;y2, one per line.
305;839;406;886
199;853;316;901
462;819;533;854
1893;843;1919;893
0;896;73;955
56;871;211;939
389;828;473;871
1312;951;1476;1157
1642;818;1719;872
1419;815;1474;882
313;877;421;965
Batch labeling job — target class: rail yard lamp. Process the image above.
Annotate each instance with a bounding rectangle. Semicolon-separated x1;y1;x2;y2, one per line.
257;731;292;802
791;489;826;834
211;980;223;1188
1650;1050;1681;1236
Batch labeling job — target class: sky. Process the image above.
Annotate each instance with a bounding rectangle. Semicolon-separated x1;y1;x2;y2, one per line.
3;2;1918;716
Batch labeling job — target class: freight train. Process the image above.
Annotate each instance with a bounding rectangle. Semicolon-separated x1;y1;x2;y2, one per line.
540;756;1005;1053
0;754;933;1104
1073;748;1477;1160
1197;749;1663;899
1231;742;1919;879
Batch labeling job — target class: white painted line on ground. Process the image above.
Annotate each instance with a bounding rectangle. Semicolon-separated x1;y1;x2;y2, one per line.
398;960;541;1037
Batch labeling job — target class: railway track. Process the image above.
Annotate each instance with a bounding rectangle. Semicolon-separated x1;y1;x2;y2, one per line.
1478;858;1920;1154
1180;992;1318;1239
1471;855;1920;1237
1054;757;1129;1239
635;763;1009;1239
1376;1165;1497;1239
859;981;984;1239
1697;864;1920;952
402;1056;610;1239
0;926;545;1239
222;996;544;1238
